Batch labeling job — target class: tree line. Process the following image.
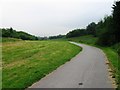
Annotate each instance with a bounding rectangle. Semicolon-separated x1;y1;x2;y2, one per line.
49;35;65;39
66;1;120;47
0;28;38;40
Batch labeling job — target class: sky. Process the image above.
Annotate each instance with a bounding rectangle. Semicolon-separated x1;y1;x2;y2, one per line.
0;0;115;37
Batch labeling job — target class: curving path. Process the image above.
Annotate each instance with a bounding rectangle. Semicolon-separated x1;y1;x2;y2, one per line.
28;42;113;88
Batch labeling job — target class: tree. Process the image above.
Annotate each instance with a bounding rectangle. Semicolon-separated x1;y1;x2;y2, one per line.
86;22;96;36
1;28;38;40
49;34;65;39
112;1;120;43
96;1;120;46
66;29;86;38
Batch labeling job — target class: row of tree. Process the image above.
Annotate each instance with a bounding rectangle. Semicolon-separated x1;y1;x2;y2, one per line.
96;1;120;46
0;28;38;40
66;29;86;38
66;22;96;38
49;35;65;39
66;1;120;47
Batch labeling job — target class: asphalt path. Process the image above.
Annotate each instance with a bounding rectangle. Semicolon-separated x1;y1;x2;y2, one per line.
29;42;113;88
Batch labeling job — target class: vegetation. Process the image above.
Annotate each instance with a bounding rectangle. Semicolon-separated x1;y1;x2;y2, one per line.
86;22;96;36
0;28;38;40
67;35;98;45
113;1;120;44
96;16;115;46
2;38;22;43
49;35;65;39
2;39;81;88
66;29;86;38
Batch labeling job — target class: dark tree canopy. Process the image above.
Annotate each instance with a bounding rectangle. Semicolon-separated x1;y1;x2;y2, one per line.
112;1;120;43
66;22;97;38
96;1;120;46
49;35;65;39
0;28;38;40
86;22;96;36
66;29;86;38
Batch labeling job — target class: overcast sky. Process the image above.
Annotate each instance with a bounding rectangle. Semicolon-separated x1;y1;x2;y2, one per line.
1;0;115;36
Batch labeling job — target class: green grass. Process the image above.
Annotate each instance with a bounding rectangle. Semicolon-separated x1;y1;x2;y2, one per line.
2;39;81;88
101;47;120;86
67;35;120;88
2;38;22;43
101;47;119;69
67;35;98;45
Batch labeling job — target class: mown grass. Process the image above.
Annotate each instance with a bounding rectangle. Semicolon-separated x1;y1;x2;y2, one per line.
101;48;118;69
67;35;120;89
2;39;81;88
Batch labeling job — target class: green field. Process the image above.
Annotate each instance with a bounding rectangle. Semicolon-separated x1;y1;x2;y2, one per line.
68;35;120;87
2;39;81;88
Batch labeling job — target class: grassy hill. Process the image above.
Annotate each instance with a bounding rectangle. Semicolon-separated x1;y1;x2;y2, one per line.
2;38;81;88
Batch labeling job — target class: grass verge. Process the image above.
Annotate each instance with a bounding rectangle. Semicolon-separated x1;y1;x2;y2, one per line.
101;47;120;89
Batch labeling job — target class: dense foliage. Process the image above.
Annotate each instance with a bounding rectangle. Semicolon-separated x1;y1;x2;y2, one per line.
49;35;65;39
96;1;120;46
96;16;114;46
86;22;96;36
66;22;96;38
0;28;38;40
112;1;120;44
66;1;120;47
66;29;86;38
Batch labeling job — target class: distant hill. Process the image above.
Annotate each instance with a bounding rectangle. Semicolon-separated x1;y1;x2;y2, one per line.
0;28;38;40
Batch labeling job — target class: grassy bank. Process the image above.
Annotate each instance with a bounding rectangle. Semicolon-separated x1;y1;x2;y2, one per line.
2;38;81;88
67;35;120;88
67;35;98;45
101;47;120;87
